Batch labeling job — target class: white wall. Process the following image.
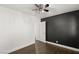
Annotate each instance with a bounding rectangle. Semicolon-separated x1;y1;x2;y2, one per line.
34;17;46;42
0;6;36;54
39;22;46;42
33;15;46;42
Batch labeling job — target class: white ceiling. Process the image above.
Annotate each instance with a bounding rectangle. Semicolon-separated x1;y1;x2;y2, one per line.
0;4;36;12
0;4;79;18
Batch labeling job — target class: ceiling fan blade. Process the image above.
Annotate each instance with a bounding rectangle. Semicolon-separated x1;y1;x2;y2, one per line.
45;4;49;8
35;4;39;8
44;9;49;12
35;4;43;9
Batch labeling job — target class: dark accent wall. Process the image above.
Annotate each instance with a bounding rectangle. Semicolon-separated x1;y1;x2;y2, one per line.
41;10;79;49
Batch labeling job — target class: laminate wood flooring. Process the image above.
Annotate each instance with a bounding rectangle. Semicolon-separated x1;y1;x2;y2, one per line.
10;40;79;54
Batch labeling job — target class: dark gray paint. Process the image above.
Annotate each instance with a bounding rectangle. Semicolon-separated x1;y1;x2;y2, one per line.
41;10;79;49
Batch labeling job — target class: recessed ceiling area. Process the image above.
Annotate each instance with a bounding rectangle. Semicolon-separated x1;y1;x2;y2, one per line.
0;4;79;18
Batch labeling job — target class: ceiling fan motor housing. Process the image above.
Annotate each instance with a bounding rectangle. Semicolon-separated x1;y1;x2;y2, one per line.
35;4;49;12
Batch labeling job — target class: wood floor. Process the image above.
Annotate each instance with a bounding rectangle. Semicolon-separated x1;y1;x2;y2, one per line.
10;40;79;54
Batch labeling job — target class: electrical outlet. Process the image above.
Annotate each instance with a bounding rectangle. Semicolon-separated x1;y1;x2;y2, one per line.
56;40;58;44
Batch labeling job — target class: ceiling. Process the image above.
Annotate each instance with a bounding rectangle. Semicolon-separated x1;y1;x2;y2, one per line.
0;4;36;12
0;4;79;18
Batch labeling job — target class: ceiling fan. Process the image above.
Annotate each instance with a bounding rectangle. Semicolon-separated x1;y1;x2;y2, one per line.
34;4;49;12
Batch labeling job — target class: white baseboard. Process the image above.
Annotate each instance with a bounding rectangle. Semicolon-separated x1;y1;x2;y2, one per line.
7;41;35;54
37;40;46;43
47;41;79;52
